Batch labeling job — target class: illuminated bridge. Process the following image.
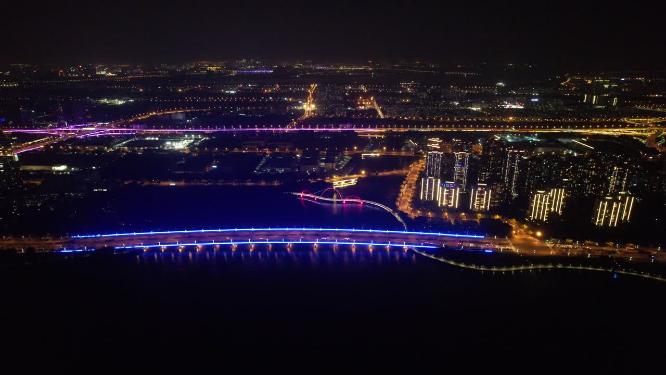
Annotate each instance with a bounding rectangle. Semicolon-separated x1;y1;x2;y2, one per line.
292;191;408;230
62;228;493;252
2;124;663;137
0;227;494;253
3;115;665;139
4;228;665;282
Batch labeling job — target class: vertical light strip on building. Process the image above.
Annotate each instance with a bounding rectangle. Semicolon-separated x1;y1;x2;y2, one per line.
469;183;492;212
439;181;460;209
529;190;550;221
593;192;634;227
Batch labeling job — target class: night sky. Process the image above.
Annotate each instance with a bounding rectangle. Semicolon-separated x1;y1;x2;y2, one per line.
2;0;664;69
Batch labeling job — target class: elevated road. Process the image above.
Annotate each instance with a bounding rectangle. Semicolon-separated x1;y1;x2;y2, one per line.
66;228;492;252
2;124;662;137
1;136;67;156
3;114;665;139
0;227;491;252
292;192;409;230
3;227;664;282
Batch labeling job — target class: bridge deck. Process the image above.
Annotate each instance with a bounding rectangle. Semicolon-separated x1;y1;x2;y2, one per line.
0;228;497;252
63;228;494;251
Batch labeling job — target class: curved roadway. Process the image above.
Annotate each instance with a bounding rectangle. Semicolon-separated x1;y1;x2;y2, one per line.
291;192;408;230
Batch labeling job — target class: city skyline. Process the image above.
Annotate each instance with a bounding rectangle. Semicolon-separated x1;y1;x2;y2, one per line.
2;1;664;69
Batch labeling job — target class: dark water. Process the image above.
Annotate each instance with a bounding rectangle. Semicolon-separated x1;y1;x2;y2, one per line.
2;246;665;372
13;179;406;236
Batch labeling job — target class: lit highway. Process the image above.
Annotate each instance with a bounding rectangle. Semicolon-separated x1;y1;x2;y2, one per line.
3;123;663;137
0;220;664;285
2;225;660;263
0;227;487;252
3;114;665;140
1;226;663;282
2;117;664;157
1;135;67;156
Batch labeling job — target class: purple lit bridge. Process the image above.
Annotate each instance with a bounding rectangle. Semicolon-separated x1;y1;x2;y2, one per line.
5;227;664;282
0;228;505;253
292;190;408;230
3;117;664;138
3;119;663;156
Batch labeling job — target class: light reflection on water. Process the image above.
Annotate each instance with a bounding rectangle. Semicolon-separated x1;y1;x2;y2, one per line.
134;245;418;268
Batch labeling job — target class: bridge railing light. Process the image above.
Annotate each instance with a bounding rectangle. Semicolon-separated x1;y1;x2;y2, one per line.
70;227;484;239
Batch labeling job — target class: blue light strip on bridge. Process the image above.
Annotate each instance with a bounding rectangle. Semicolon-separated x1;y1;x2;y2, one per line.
71;227;484;239
59;249;94;253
